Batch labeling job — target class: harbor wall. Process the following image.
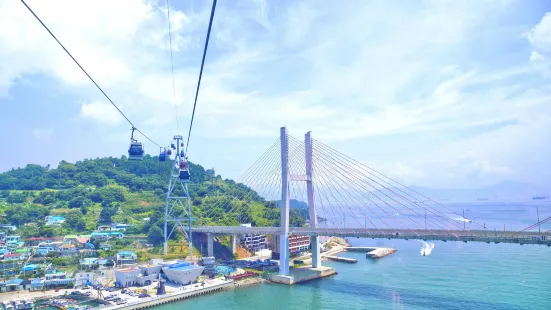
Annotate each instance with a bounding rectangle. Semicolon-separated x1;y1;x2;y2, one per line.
105;281;233;310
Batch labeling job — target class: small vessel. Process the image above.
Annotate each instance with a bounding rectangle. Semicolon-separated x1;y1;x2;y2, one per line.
11;300;24;310
22;300;33;310
2;301;14;310
532;196;548;200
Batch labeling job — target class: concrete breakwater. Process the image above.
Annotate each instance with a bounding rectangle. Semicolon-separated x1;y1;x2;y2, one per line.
343;246;397;259
104;281;233;310
322;255;358;263
366;248;397;259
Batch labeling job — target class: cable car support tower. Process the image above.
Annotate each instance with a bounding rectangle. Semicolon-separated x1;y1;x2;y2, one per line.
163;135;193;256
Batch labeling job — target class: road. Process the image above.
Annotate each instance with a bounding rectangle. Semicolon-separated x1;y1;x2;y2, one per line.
190;226;551;246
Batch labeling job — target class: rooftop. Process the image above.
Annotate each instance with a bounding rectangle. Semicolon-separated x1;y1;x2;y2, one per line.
117;268;140;273
118;251;135;256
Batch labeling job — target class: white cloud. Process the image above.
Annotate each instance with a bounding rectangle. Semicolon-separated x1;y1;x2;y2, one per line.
80;101;122;125
1;0;550;189
31;128;53;141
528;12;551;54
530;51;545;62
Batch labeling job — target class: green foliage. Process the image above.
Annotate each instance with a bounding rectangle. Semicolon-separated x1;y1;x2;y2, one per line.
64;209;86;230
147;226;163;245
7;192;28;203
2;204;49;226
0;155;307;239
99;201;119;224
68;196;92;209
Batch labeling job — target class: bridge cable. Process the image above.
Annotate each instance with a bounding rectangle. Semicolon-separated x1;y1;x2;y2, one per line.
21;0;160;147
221;140;283;223
185;0;218;155
314;138;469;232
315;143;459;236
20;0;160;148
166;0;180;134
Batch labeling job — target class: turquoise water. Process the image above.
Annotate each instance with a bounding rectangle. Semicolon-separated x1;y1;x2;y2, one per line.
153;202;551;309
154;239;551;310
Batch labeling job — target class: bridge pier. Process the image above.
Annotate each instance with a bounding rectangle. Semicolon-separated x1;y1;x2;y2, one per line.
230;234;237;255
207;233;214;257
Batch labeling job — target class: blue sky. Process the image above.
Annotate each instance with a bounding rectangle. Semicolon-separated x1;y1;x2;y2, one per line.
0;0;550;189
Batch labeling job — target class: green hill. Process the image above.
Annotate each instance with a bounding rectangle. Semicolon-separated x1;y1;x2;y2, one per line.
0;155;304;247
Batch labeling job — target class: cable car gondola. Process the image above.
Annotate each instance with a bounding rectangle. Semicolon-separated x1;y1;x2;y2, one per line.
167;149;172;156
128;127;144;160
159;148;167;162
178;161;191;182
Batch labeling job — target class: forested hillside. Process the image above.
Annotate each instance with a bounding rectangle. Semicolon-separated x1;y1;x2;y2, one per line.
0;155;304;245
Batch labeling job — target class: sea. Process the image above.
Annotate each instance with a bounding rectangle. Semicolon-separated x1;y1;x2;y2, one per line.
156;201;551;310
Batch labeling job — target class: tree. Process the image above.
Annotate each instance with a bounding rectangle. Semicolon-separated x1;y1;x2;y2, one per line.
47;251;60;258
99;202;118;224
147;225;164;246
105;259;115;268
39;226;55;237
68;196;92;209
7;192;27;203
65;209;84;230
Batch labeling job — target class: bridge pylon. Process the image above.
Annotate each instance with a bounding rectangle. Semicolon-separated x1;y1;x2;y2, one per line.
278;128;321;275
163;135;193;257
279;127;291;275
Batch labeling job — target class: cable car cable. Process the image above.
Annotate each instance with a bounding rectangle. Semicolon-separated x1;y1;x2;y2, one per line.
185;0;218;155
20;0;161;148
166;0;179;134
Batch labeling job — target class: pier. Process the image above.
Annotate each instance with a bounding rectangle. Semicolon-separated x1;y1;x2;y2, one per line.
366;248;397;259
344;247;378;252
104;280;233;310
269;266;337;285
322;255;358;263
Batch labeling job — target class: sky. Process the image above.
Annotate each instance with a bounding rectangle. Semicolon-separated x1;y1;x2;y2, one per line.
0;0;550;190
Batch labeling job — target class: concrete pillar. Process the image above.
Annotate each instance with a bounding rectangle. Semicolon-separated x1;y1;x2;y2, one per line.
230;234;237;255
305;131;321;268
207;233;214;257
279;127;290;275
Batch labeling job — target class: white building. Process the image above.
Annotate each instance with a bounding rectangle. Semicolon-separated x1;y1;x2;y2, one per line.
239;223;267;253
58;244;79;256
74;272;95;286
116;251;137;266
114;268;140;288
45;216;65;226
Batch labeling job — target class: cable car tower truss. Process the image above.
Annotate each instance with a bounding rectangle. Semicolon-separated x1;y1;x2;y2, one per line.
163;135;193;256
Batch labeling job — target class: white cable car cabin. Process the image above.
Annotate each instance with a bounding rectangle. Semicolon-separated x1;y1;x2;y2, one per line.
128;127;144;160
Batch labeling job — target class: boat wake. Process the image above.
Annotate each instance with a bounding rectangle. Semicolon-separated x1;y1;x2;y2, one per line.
416;240;435;256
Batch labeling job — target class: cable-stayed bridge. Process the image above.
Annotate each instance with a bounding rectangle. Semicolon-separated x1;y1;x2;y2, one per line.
164;127;551;276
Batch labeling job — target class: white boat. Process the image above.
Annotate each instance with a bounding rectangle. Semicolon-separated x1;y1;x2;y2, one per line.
161;261;204;285
11;300;23;310
22;300;32;310
2;301;14;310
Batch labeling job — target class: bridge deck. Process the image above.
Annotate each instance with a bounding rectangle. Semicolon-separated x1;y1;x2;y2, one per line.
191;226;551;246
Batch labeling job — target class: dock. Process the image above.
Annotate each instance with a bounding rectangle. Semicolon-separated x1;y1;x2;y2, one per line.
366;248;397;259
343;246;378;252
322;255;357;263
104;280;233;310
269;266;337;285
